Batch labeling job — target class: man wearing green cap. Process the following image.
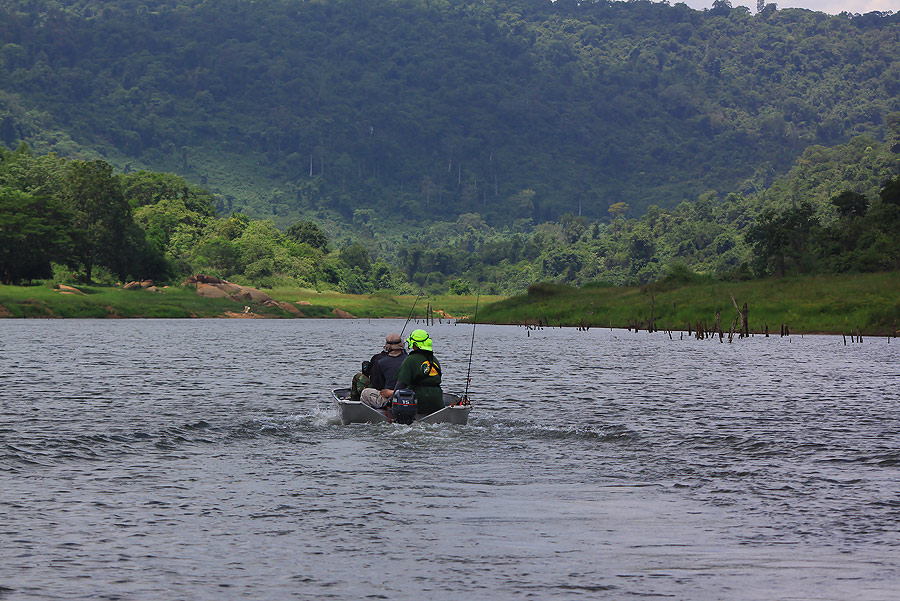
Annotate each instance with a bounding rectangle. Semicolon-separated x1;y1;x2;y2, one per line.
390;328;444;415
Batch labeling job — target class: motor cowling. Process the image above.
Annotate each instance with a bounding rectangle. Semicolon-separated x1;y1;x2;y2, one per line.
390;389;417;425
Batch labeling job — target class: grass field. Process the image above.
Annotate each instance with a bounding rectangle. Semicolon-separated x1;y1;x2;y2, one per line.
0;284;269;318
0;283;499;321
269;288;501;319
475;272;900;336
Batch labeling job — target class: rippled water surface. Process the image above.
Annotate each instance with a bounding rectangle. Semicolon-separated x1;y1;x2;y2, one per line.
2;319;900;600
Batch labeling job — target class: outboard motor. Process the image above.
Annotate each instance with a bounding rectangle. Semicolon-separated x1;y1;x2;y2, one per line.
390;389;417;424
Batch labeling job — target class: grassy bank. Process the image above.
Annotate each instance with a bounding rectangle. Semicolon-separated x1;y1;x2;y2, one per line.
475;272;900;336
5;274;897;335
0;284;272;318
0;283;498;320
269;288;501;319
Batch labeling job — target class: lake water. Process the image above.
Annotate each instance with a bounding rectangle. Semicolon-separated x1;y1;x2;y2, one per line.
2;318;899;600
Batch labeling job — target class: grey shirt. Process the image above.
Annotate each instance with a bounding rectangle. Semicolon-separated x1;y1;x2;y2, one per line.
370;351;407;390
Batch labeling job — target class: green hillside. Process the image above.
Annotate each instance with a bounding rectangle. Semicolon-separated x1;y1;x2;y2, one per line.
1;0;899;229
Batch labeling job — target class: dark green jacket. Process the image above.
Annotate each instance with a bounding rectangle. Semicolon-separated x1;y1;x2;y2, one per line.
394;350;443;415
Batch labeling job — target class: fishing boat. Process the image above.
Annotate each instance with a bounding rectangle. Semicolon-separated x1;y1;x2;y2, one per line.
331;388;472;425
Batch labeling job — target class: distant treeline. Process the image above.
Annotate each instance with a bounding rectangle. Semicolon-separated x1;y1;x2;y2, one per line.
2;138;899;293
383;134;900;293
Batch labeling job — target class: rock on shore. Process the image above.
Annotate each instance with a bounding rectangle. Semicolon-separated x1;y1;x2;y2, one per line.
123;280;156;290
183;275;274;303
180;274;308;318
56;284;86;295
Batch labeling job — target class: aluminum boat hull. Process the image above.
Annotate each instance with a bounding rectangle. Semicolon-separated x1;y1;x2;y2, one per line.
331;388;471;425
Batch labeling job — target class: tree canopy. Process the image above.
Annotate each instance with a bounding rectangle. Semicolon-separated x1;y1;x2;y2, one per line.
0;0;898;231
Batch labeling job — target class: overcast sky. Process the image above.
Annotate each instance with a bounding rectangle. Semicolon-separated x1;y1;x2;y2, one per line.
680;0;897;14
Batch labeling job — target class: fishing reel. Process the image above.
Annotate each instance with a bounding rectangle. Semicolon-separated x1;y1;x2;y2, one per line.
452;395;472;407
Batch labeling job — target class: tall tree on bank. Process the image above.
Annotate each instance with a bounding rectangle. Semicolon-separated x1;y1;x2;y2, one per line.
63;160;133;282
0;187;72;284
745;201;818;277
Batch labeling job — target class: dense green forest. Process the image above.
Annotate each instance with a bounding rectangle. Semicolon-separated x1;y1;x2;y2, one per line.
1;0;900;293
2;138;899;292
1;0;899;225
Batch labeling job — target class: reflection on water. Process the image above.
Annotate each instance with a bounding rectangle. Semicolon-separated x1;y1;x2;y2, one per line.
2;319;899;600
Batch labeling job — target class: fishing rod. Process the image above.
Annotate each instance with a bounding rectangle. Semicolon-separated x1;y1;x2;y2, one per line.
399;295;422;338
463;292;479;402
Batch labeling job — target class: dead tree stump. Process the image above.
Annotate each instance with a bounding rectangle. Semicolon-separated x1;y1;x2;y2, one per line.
730;293;749;338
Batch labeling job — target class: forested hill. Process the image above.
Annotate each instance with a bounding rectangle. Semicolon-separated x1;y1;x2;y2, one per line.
1;0;899;229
